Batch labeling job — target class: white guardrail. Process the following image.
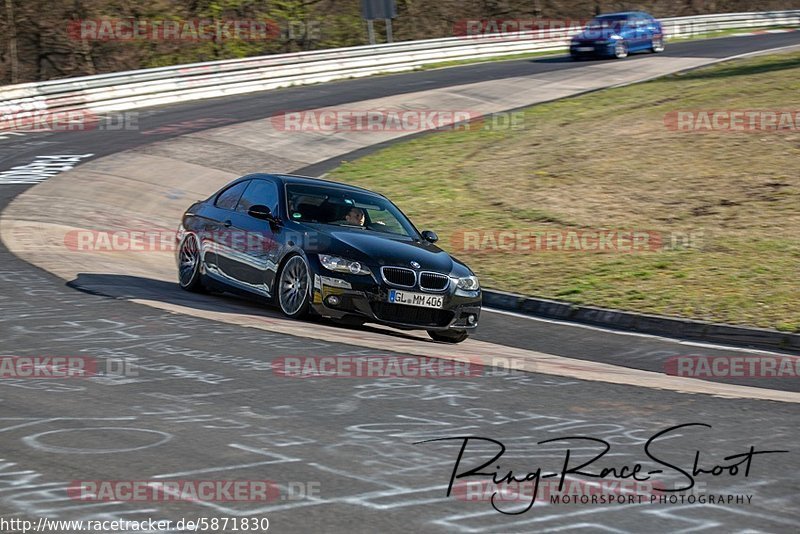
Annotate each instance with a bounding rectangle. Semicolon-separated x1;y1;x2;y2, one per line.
0;10;798;122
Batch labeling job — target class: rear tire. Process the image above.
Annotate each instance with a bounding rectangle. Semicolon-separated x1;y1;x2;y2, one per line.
178;233;205;293
428;329;469;344
277;255;311;319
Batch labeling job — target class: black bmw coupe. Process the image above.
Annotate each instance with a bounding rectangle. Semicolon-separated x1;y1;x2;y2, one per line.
176;174;481;343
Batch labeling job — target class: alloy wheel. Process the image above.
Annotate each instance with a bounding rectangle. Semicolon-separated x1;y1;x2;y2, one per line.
178;234;202;290
652;37;665;53
278;256;310;317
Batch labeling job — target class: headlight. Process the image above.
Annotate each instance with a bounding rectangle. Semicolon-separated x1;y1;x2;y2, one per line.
456;276;480;291
609;34;623;40
318;254;371;275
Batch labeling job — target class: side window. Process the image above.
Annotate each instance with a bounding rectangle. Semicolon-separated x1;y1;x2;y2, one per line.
237;179;279;215
215;181;249;210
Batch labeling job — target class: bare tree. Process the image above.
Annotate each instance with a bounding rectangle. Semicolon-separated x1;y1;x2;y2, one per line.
71;0;97;75
4;0;18;83
1;0;796;83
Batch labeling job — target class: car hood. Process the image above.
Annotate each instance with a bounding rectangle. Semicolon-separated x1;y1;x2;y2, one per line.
307;226;465;274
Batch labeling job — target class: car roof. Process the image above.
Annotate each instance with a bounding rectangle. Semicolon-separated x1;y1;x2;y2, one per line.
596;11;651;18
234;173;384;197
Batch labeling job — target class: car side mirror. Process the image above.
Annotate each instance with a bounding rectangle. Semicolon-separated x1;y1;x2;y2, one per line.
248;205;277;222
421;230;438;243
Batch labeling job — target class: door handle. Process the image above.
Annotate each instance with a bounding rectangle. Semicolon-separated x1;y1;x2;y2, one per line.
223;220;232;228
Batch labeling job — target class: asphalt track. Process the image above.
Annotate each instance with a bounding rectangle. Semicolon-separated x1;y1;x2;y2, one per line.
0;33;799;533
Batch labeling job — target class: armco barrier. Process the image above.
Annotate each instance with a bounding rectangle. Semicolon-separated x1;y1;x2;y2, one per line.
0;10;798;125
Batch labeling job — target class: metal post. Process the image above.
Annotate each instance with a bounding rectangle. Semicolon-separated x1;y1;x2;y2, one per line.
367;19;376;44
385;18;393;43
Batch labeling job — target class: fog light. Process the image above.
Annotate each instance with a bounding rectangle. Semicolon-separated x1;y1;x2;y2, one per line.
467;314;476;325
326;295;340;306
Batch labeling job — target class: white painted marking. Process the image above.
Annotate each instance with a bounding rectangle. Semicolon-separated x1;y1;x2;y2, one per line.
22;427;172;454
0;153;93;185
484;307;797;356
227;443;302;463
153;459;301;479
0;132;26;141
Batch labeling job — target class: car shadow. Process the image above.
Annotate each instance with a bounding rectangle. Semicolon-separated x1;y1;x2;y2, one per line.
530;54;650;64
531;55;601;64
66;273;435;343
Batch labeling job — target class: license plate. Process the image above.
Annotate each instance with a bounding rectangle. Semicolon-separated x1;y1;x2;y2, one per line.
388;290;444;309
576;46;594;52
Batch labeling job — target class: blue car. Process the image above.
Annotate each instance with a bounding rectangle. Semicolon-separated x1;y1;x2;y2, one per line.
570;12;665;59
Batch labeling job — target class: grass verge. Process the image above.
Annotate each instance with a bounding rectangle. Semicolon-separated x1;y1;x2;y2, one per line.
328;51;800;332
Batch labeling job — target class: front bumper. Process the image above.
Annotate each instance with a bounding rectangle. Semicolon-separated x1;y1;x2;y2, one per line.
308;267;481;332
570;41;616;57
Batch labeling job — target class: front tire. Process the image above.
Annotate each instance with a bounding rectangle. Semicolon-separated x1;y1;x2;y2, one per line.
428;329;469;344
277;255;311;319
651;37;665;53
178;233;205;292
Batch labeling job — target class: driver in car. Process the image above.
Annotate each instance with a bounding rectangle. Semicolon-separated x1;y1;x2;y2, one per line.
344;207;366;226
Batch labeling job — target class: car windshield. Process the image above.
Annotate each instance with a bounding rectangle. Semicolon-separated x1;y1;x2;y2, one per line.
285;183;418;238
586;17;626;31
